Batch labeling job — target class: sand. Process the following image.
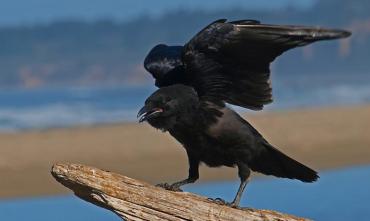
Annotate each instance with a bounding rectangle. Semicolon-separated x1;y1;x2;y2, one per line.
0;105;369;198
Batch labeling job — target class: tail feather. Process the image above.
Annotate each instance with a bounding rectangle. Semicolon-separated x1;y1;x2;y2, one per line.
249;142;319;182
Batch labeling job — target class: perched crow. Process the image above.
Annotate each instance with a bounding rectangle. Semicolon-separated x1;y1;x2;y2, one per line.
138;84;319;207
144;19;351;110
138;19;351;207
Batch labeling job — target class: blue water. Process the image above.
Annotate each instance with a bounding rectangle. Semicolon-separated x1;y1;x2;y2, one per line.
1;76;370;132
1;166;369;221
0;86;155;132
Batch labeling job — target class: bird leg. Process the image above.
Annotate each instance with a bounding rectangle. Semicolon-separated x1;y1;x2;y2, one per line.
209;163;251;208
230;177;249;207
156;154;199;192
230;163;251;207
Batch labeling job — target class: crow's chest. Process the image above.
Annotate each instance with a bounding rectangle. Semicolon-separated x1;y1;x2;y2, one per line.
169;128;208;151
169;129;238;167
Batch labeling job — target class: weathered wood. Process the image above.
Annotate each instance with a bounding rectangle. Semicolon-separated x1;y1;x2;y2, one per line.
51;163;310;221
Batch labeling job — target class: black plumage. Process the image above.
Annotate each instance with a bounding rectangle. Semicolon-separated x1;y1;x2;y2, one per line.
139;19;350;207
138;84;318;207
144;19;351;110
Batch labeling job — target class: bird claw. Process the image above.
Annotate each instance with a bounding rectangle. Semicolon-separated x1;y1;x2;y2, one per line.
155;183;183;192
208;198;238;208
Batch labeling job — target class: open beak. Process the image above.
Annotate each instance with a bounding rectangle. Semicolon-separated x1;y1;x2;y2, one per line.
137;106;163;123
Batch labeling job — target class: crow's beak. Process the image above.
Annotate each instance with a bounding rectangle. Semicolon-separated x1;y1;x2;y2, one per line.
137;106;164;123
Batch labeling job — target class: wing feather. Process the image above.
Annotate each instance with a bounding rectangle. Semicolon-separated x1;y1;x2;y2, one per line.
182;19;351;109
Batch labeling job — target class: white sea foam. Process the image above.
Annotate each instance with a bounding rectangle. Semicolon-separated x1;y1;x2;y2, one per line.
0;103;137;132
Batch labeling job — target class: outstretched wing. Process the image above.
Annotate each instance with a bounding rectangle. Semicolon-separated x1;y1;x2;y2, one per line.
182;19;351;110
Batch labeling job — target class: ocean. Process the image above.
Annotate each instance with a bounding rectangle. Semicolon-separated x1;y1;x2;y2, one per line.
1;74;370;132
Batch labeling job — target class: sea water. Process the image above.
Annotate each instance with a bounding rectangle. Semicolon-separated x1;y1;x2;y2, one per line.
1;75;370;132
0;86;154;132
0;165;369;221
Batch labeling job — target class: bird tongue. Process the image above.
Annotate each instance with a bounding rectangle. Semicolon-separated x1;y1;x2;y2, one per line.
137;107;163;123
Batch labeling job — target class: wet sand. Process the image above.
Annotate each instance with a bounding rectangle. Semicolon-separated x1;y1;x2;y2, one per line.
0;105;369;198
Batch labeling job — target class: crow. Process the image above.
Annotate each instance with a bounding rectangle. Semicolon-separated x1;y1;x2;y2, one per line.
138;19;351;207
138;84;319;207
144;19;351;110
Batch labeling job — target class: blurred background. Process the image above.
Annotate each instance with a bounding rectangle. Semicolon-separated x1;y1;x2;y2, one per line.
0;0;369;220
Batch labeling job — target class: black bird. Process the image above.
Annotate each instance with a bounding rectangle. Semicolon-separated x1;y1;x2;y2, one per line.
144;19;351;110
138;84;319;207
139;19;351;207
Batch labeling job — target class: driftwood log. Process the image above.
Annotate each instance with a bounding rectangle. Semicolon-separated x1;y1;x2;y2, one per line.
51;163;310;221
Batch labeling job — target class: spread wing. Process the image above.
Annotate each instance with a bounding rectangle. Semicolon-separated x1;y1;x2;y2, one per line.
182;19;351;110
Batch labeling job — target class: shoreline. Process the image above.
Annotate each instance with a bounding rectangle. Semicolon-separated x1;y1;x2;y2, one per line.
0;105;369;198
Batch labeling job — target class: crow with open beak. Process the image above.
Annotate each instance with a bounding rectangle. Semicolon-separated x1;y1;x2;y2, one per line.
138;19;350;207
138;84;319;207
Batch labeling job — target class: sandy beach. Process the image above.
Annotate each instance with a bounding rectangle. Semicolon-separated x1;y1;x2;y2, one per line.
0;105;369;199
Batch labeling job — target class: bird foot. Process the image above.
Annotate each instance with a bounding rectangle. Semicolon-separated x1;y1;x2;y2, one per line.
208;198;239;208
156;183;183;192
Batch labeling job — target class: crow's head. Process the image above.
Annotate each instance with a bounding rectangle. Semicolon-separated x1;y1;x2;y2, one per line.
144;44;185;87
137;84;199;131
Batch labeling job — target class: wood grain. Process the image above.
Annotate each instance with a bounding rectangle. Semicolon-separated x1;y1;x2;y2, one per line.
51;163;310;221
